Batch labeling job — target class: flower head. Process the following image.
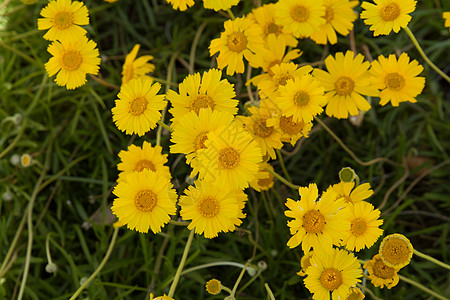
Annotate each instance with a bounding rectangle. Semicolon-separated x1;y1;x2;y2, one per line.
444;12;450;30
379;233;413;269
20;154;32;167
202;0;240;11
205;279;222;295
363;254;399;289
346;287;365;300
250;162;275;192
122;44;155;84
165;0;194;11
330;181;374;205
297;250;314;277
266;113;313;146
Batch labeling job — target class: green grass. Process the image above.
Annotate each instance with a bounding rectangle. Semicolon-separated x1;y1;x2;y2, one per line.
1;0;450;299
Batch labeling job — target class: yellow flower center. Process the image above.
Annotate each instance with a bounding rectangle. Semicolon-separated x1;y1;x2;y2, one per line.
205;279;221;295
53;11;73;30
227;32;248;53
290;5;310;22
134;159;156;172
198;197;219;218
380;236;412;266
135;190;157;212
189;94;215;114
324;5;334;23
294;91;310;107
257;171;274;188
351;218;367;236
130;96;148;116
302;209;325;234
274;73;292;87
194;131;209;151
320;268;343;291
253;118;273;138
279;115;303;135
380;2;401;21
266;22;282;35
373;258;396;279
61;50;83;71
385;72;405;91
218;147;240;169
335;76;355;96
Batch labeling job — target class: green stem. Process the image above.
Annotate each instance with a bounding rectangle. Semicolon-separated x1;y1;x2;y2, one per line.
0;118;27;159
265;167;300;190
398;274;448;300
168;230;195;297
230;262;249;297
403;26;450;84
413;249;450;271
221;286;233;295
189;22;207;75
356;283;382;300
69;228;119;300
226;8;235;20
0;209;27;277
181;261;246;276
157;120;173;133
276;149;292;183
169;220;189;226
264;283;276;300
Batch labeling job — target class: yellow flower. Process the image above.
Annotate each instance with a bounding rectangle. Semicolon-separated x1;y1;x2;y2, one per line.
112;169;177;233
150;294;175;300
285;183;350;253
165;0;194;11
444;12;450;29
170;108;234;165
117;142;171;181
363;254;399;289
179;180;246;238
361;0;417;36
297;250;314;277
345;287;365;300
122;44;155;84
104;0;118;2
249;162;275;192
205;279;222;295
342;202;383;252
274;0;325;38
202;0;240;11
304;248;362;300
370;53;425;107
209;17;265;75
330;181;374;204
379;233;413;269
313;51;379;119
266;113;313;146
112;78;166;136
166;69;238;123
195;124;262;190
310;0;358;45
20;154;32;167
37;0;89;41
45;36;100;90
277;74;327;123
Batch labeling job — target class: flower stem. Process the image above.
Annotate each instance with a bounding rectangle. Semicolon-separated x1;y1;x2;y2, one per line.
356;283;383;300
398;274;448;300
168;230;195;297
265;283;276;300
230;262;249;297
413;249;450;271
157;120;173;132
189;22;207;75
227;9;235;20
265;167;300;190
276;149;292;183
403;26;450;84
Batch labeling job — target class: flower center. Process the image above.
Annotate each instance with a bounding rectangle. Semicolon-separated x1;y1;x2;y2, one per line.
302;209;325;234
61;51;83;71
380;236;412;266
198;197;219;218
373;258;396;279
279;115;304;135
294;91;310;107
385;72;405;91
253;118;273;138
218;147;240;169
130;96;148;116
351;218;367;236
266;22;282;35
189;94;215;114
274;73;292;88
135;190;157;212
134;159;156;172
227;32;248;53
194;131;209;151
290;5;310;22
320;268;343;291
53;11;73;30
335;76;355;96
380;3;401;21
206;279;221;295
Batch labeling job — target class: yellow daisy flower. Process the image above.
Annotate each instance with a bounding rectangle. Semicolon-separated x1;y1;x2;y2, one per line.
117;142;171;181
363;254;399;289
205;279;222;295
165;0;194;11
20;154;32;167
313;51;379;119
304;248;362;300
209;17;265;75
444;12;450;29
195;124;262;190
45;36;100;90
330;181;374;204
310;0;358;45
249;162;275;192
296;250;314;277
345;287;365;300
277;75;327;124
202;0;240;11
361;0;417;36
370;53;425;107
266;113;313;146
274;0;325;38
379;233;413;269
150;294;175;300
342;202;383;252
179;180;246;238
248;3;298;46
122;44;155;84
170;108;234;165
112;169;177;233
166;68;238;123
37;0;89;41
285;183;350;253
112;77;166;136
